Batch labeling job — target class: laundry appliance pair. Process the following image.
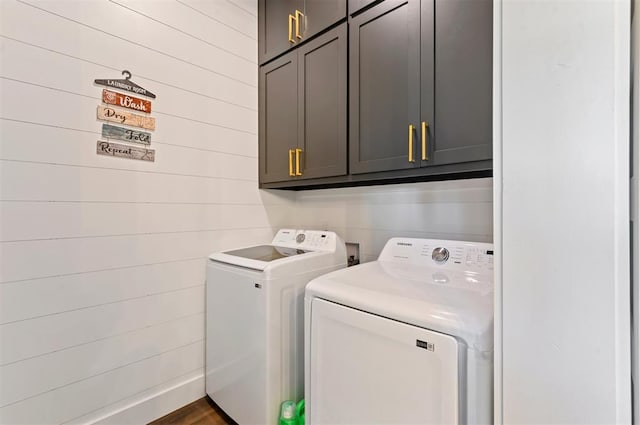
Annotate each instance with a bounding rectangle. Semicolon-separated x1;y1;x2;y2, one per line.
206;230;493;424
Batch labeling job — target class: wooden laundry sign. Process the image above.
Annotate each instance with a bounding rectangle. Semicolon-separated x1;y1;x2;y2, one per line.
102;89;151;113
102;124;151;145
97;106;155;130
94;70;157;162
96;141;155;162
94;70;156;99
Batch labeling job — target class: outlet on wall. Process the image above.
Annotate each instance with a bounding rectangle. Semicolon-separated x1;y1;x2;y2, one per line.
346;242;360;267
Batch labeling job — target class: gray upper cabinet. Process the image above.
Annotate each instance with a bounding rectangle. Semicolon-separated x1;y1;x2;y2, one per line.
349;0;424;175
259;53;298;184
259;0;492;189
298;25;348;180
350;0;491;177
427;0;492;167
259;0;347;65
259;24;348;184
259;0;299;66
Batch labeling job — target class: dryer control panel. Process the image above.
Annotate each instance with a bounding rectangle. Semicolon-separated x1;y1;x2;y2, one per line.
272;229;339;252
379;238;494;273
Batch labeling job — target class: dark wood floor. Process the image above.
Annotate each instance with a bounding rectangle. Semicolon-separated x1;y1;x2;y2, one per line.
148;397;236;425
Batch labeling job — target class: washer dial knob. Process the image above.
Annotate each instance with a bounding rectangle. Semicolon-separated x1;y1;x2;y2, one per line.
296;233;306;244
432;247;450;264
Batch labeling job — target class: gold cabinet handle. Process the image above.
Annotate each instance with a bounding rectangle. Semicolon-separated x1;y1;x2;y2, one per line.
288;149;295;176
408;124;415;162
288;14;296;43
295;148;303;176
421;121;429;161
295;10;304;39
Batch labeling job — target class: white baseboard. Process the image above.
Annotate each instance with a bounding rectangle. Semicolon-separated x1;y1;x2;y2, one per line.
67;371;205;425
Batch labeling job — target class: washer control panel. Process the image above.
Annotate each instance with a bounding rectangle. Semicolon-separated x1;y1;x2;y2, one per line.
272;229;337;252
379;237;494;272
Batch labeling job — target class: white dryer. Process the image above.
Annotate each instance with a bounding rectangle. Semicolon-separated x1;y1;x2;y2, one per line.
305;238;494;425
206;229;346;425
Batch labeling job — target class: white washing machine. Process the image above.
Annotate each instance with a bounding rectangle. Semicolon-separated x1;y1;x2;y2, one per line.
206;229;346;425
305;237;494;425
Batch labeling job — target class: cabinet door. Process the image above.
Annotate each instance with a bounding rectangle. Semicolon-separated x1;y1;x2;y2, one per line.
259;0;300;65
428;0;492;166
349;0;421;175
259;52;298;183
297;24;347;180
302;0;347;40
418;0;434;165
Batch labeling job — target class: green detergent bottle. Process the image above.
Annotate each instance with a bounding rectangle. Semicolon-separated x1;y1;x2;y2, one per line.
279;400;298;425
279;399;305;425
296;400;305;425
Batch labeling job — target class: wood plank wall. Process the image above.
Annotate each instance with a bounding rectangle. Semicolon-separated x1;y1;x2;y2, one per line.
0;1;292;423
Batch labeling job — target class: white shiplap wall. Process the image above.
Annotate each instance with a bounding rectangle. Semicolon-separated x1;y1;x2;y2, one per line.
292;178;493;262
0;0;292;423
